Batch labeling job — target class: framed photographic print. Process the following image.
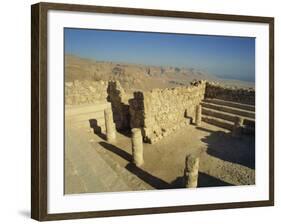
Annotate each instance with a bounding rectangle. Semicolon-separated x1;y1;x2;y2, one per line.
31;2;274;221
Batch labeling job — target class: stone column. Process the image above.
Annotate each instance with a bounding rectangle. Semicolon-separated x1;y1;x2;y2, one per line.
232;116;243;137
104;108;116;142
185;154;200;188
131;128;144;166
195;104;202;126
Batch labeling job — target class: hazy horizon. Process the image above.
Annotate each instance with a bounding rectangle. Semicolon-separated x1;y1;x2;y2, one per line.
65;28;255;83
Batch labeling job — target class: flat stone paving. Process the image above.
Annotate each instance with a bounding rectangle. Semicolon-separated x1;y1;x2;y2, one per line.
65;127;130;194
65;120;255;194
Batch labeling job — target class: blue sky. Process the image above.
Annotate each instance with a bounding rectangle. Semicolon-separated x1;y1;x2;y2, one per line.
64;28;255;82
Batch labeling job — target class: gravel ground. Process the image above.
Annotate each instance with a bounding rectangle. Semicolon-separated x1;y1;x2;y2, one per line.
65;119;255;193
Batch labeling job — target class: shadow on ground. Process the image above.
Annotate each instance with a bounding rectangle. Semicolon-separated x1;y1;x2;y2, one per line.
99;141;172;189
197;172;233;187
170;172;233;188
196;126;216;133
99;141;132;162
200;129;255;169
125;165;233;189
98;141;233;190
89;119;106;140
125;163;171;189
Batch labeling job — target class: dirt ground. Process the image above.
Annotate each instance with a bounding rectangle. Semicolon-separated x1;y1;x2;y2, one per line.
65;118;255;194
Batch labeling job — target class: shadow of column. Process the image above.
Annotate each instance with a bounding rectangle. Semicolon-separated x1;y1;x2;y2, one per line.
125;163;171;189
99;141;132;162
89;119;106;140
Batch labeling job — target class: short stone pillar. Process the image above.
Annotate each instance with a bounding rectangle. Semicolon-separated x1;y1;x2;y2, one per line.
195;105;202;126
131;128;144;167
185;154;200;188
232;116;243;137
104;108;116;142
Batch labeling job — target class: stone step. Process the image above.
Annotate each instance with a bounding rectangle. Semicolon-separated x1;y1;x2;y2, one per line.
204;98;255;112
68;113;105;129
201;102;255;119
67;110;105;121
65;102;111;116
69;116;105;126
202;116;254;134
65;127;130;194
202;107;255;126
94;143;152;191
69;115;105;125
71;123;106;134
202;115;234;130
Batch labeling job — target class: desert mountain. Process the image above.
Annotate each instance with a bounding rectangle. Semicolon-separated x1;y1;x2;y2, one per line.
65;54;254;92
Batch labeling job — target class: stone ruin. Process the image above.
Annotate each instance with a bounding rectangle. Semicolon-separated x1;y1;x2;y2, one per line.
129;81;206;143
65;79;132;130
65;79;255;144
205;82;255;105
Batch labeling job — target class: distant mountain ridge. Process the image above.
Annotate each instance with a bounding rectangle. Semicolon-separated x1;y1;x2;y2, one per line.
65;54;254;92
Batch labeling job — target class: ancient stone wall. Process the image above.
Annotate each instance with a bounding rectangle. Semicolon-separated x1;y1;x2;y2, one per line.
65;80;131;130
65;80;108;105
129;81;206;143
66;79;255;142
107;81;132;130
205;82;255;105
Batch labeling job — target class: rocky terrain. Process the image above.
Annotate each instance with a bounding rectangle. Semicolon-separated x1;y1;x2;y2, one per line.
65;54;254;93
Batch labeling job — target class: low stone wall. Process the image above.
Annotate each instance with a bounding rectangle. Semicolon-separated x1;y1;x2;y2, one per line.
129;81;206;143
66;79;255;142
205;82;255;105
65;80;130;130
65;80;108;105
